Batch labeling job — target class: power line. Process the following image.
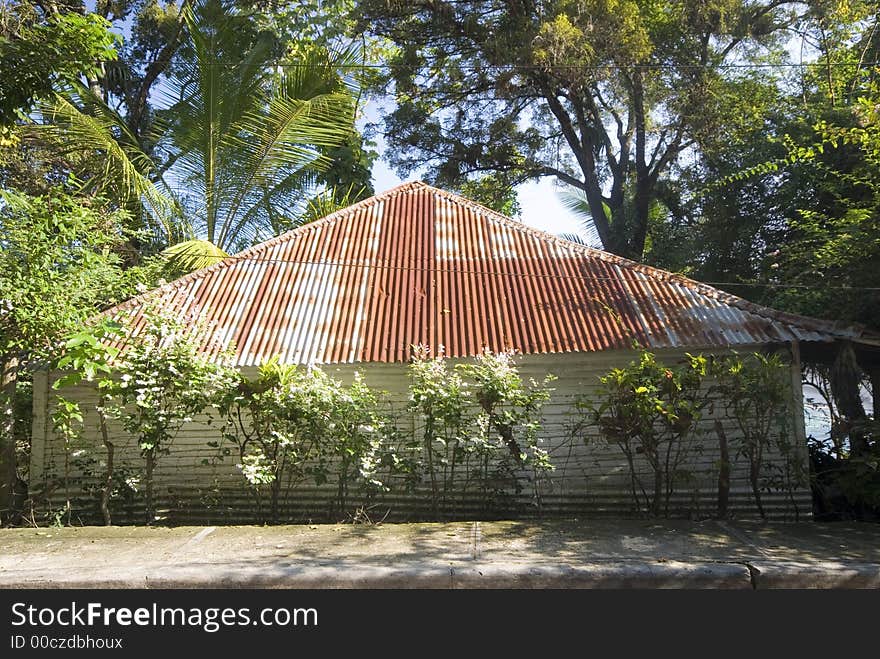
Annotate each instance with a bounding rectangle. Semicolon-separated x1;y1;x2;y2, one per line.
200;60;880;70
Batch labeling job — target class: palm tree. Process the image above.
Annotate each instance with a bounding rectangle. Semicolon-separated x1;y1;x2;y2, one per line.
159;0;359;255
36;0;361;271
558;184;672;253
35;83;182;246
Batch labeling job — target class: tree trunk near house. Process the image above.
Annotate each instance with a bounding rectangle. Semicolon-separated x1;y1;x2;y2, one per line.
0;356;19;525
98;403;114;526
830;341;869;457
715;420;730;519
748;447;766;520
270;476;281;524
144;450;155;525
652;464;663;517
424;415;439;518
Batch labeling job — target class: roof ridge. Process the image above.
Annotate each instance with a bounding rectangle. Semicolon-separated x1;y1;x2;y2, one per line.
107;181;431;314
421;183;866;340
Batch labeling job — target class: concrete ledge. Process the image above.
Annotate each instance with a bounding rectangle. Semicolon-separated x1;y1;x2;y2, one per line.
0;561;753;589
0;564;456;590
751;561;880;589
451;562;754;589
149;565;456;589
2;521;878;590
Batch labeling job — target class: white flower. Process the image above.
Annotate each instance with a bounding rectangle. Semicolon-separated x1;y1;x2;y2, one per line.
135;283;149;294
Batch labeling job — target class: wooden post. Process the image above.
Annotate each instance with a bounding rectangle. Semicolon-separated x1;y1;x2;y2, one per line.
0;356;19;523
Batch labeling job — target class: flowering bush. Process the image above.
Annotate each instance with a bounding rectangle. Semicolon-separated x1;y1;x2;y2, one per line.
409;346;555;514
582;350;709;517
214;359;397;522
108;305;234;524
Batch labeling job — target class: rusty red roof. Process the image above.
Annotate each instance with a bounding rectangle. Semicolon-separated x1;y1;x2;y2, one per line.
107;181;868;365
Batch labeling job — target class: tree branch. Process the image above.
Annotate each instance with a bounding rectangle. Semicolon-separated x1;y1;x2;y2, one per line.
536;166;587;192
127;0;192;138
576;90;619;175
536;83;612;246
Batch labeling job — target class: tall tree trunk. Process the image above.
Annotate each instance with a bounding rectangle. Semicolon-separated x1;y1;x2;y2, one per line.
631;70;650;261
830;341;868;457
0;356;19;526
631;181;653;261
126;0;191;138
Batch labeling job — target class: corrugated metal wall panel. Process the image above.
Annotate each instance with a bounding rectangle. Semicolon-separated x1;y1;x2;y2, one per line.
33;349;813;524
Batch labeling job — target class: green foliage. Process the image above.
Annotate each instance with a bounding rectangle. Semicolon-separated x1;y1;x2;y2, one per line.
214;358;397;521
34;86;181;241
458;350;555;471
50;397;84;447
765;83;880;328
408;347;555;514
581;349;806;519
157;0;360;251
0;189;135;362
811;423;880;516
160;239;229;277
322;373;395;516
14;0;373;258
53;319;122;389
36;318;124;526
662;8;880;330
299;182;370;225
106;304;233;523
358;0;800;258
454;174;522;217
0;7;119;132
712;351;804;519
583;350;710;516
408;347;477;513
50;395;83;525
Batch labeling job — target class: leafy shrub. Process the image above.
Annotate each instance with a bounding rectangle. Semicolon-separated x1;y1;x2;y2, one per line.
581;351;709;516
408;347;555;515
712;351;806;519
106;306;233;524
214;358;398;522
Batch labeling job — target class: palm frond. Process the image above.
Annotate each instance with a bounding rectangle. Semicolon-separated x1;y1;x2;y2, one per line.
154;0;361;252
301;183;369;225
557;186;604;249
218;89;354;248
225;168;320;248
161;238;229;277
558;232;594;247
35;90;183;241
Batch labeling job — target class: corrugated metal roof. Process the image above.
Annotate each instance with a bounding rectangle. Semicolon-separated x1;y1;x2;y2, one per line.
106;181;868;365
